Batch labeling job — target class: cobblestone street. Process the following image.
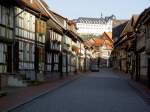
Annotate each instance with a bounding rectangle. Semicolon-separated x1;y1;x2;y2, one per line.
10;69;150;112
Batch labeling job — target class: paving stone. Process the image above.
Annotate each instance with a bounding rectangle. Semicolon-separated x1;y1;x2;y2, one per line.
10;69;150;112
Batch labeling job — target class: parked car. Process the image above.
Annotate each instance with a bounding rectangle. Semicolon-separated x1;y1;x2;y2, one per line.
90;64;99;72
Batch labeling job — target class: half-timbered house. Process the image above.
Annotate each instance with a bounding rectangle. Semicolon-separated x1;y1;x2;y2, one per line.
45;10;66;79
9;0;49;86
0;0;15;88
134;7;150;85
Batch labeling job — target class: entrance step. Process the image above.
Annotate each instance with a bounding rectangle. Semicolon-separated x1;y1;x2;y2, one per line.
8;75;28;87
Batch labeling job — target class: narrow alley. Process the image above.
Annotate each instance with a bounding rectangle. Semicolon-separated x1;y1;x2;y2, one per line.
10;69;150;112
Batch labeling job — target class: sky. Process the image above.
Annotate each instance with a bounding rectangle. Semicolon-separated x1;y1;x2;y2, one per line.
44;0;150;20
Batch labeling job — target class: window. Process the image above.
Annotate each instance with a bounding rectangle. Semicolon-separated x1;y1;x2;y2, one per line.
52;31;54;40
54;54;57;63
29;32;32;40
29;44;34;62
0;44;7;73
46;53;52;72
9;29;13;39
38;47;45;71
5;7;9;26
19;42;35;70
0;26;5;37
6;29;9;39
47;53;52;64
2;6;6;25
18;17;22;28
42;35;45;43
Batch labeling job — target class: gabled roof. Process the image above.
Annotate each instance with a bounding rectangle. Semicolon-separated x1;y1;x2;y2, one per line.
18;0;66;30
74;15;115;24
15;0;67;31
84;34;113;49
116;15;139;46
103;32;113;42
120;20;133;37
113;21;128;41
105;32;112;38
114;15;139;47
48;9;67;29
76;17;106;24
134;7;150;29
16;0;49;17
102;33;113;50
37;0;66;29
94;38;104;46
40;0;49;9
131;15;139;27
113;19;127;28
50;9;67;20
83;38;95;47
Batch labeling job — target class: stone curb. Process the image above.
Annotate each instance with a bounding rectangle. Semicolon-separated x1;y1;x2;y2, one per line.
5;75;82;112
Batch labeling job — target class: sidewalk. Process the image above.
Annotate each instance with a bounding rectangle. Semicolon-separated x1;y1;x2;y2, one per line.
112;69;150;105
0;74;82;112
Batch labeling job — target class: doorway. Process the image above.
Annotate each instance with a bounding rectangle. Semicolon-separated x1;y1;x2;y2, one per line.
7;45;12;73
